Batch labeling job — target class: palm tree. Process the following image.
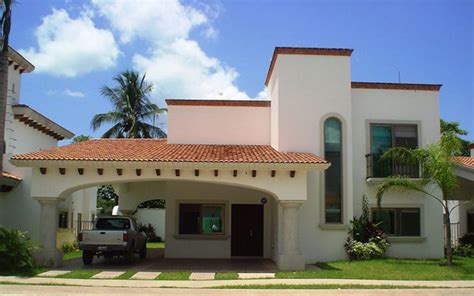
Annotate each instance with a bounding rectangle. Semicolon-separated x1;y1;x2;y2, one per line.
91;70;166;138
376;133;462;266
0;0;12;174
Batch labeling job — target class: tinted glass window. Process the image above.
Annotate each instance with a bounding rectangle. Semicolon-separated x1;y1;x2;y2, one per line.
179;203;224;235
372;208;420;237
324;118;342;223
96;218;131;230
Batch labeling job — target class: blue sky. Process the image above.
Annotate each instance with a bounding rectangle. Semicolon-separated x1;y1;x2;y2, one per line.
11;0;474;141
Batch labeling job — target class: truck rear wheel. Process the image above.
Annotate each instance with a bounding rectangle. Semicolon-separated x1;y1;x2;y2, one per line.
82;251;93;265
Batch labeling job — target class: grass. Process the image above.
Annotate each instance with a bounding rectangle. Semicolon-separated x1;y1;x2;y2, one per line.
63;250;82;260
156;272;191;280
0;267;48;277
214;272;239;280
276;257;474;281
56;270;101;279
146;242;165;249
115;270;137;279
211;284;442;289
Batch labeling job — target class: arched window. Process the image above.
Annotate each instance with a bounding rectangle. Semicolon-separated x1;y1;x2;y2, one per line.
324;117;342;223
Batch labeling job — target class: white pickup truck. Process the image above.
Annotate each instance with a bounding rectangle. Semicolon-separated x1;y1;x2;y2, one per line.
78;216;147;265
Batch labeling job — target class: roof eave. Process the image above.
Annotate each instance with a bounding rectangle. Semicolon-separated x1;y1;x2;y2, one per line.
10;159;330;171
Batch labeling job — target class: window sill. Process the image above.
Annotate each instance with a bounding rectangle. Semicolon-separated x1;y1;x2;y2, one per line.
173;234;229;240
366;177;422;185
319;223;350;231
387;236;426;243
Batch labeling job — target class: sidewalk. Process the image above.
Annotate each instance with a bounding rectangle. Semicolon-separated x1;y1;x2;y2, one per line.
1;275;474;289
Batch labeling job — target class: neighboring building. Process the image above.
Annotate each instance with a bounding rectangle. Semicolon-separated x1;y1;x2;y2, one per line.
450;144;474;241
0;47;97;248
11;47;445;270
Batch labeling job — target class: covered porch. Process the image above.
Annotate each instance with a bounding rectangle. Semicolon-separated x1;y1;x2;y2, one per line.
10;139;329;271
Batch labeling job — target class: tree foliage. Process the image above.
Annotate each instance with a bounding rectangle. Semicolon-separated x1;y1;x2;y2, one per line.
0;226;39;274
72;134;90;143
97;185;118;214
91;70;167;138
376;133;462;265
137;199;165;209
440;119;470;156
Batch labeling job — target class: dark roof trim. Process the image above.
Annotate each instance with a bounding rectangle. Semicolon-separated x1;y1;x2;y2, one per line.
265;47;354;86
166;99;271;107
351;82;442;91
12;104;75;140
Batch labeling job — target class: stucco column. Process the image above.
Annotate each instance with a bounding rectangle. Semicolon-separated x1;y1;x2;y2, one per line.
277;201;305;271
34;197;63;267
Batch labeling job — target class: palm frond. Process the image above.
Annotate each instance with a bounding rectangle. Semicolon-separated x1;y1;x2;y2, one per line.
90;112;123;131
102;123;125;138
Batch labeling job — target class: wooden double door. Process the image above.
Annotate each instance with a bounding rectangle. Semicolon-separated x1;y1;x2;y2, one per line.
231;204;263;257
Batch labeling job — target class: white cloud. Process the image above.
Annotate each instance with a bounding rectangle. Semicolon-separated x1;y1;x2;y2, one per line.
20;9;119;77
92;0;207;45
93;0;258;100
63;89;85;98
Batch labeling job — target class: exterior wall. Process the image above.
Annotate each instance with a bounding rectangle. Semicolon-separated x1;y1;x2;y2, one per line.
0;120;58;240
134;208;166;239
351;88;444;258
4;64;22;155
267;54;354;262
117;181;274;259
167;105;271;145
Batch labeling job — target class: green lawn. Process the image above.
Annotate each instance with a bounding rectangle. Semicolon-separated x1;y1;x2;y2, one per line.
212;284;439;289
56;270;101;279
0;267;47;277
215;272;239;280
115;270;137;279
63;250;82;260
276;257;474;281
147;242;165;249
156;272;191;280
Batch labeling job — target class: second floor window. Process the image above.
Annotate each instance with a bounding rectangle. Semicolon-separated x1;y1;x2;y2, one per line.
324;117;343;223
368;123;419;178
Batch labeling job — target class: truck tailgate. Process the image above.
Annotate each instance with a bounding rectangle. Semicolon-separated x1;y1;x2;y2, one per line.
81;230;125;246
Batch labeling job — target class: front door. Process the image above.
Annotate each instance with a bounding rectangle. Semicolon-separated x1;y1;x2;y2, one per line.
231;204;263;257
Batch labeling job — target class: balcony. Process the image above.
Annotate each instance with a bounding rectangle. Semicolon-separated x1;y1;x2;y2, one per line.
366;153;420;183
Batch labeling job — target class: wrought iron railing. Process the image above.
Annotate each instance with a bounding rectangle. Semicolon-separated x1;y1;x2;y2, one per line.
366;153;419;179
75;220;94;236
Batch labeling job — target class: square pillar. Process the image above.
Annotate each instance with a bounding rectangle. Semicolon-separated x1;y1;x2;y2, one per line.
277;201;305;271
34;197;64;267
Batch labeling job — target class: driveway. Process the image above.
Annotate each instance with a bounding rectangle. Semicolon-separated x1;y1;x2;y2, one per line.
60;248;278;272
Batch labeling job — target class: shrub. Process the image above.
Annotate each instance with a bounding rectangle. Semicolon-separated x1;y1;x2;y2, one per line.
0;227;39;274
454;244;474;257
459;234;474;246
344;195;390;260
61;242;79;253
138;223;158;242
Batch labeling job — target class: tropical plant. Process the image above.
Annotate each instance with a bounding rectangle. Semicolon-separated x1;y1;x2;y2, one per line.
91;70;166;138
345;195;389;260
440;119;470;156
137;199;166;209
0;226;39;274
0;0;12;174
376;133;462;266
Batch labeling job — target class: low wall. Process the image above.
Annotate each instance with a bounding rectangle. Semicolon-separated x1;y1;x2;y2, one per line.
134;208;166;240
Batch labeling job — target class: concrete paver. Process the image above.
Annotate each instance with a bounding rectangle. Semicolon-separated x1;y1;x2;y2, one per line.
190;272;215;280
36;270;70;277
238;272;275;279
131;271;161;280
92;271;126;279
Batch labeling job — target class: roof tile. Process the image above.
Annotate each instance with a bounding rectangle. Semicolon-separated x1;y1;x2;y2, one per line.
11;139;327;165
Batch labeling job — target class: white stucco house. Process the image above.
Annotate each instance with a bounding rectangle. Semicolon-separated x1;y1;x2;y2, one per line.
0;47;97;248
10;47;447;270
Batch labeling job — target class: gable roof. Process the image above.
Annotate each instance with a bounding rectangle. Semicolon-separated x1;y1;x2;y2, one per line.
11;138;327;169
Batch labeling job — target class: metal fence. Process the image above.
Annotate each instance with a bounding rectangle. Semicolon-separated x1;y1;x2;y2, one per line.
75;220;93;236
366;153;419;179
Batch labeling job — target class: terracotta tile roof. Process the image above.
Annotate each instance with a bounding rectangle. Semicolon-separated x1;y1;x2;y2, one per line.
351;82;442;91
265;47;354;86
166;99;270;107
454;156;474;168
2;171;22;181
11;139;327;165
